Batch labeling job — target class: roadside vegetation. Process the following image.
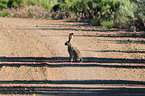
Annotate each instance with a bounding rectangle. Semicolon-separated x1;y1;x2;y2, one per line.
0;0;144;30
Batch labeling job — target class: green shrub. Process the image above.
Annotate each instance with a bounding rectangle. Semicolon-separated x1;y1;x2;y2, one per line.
101;20;114;29
0;0;9;9
1;0;143;30
51;0;119;24
39;1;51;10
7;0;27;8
114;0;138;28
0;10;9;17
90;16;100;26
69;11;76;19
134;0;145;28
27;0;37;5
71;0;87;12
137;0;145;19
39;0;58;11
114;15;133;28
52;0;94;21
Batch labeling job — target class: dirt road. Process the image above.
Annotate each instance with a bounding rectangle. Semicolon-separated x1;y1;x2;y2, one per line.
0;17;145;95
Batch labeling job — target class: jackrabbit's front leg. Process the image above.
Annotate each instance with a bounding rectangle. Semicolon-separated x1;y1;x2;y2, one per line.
69;54;73;62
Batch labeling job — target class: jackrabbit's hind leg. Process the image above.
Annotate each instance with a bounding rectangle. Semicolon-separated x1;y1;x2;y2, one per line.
79;58;83;63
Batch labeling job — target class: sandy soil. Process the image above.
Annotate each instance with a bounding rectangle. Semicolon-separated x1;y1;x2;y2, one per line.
0;17;145;96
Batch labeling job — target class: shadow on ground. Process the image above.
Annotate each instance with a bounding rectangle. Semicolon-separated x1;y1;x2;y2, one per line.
0;57;145;95
41;34;145;44
0;57;145;68
83;49;145;54
0;80;145;96
18;25;145;39
18;25;120;32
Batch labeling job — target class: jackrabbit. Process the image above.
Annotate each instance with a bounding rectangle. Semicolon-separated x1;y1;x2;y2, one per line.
65;33;82;62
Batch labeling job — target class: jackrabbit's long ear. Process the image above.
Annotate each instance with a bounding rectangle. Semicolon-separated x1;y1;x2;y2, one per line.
68;33;73;42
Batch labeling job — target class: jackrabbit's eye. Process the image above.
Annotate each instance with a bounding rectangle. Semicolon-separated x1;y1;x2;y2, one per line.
70;33;73;35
